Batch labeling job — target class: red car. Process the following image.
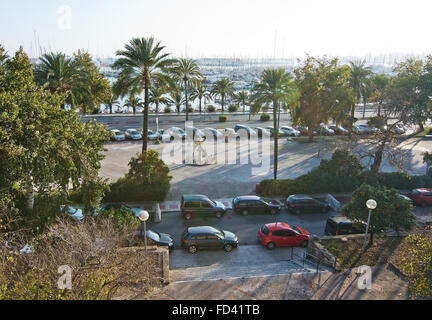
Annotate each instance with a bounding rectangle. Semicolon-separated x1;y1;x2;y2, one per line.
257;222;310;250
407;188;432;206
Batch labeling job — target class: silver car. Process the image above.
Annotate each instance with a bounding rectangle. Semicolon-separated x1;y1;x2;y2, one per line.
110;129;126;141
280;126;301;137
125;129;142;140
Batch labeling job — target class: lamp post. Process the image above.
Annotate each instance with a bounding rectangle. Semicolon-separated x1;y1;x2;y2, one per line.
138;210;149;252
363;199;377;252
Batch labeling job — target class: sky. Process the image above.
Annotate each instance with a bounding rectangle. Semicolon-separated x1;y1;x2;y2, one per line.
0;0;431;59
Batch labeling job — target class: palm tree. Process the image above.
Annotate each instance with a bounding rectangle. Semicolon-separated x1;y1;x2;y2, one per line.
149;86;169;116
190;82;211;113
105;92;119;114
234;90;249;114
112;37;174;152
211;78;235;114
33;52;81;109
167;86;185;113
124;94;144;115
171;58;202;121
348;61;372;134
252;69;295;180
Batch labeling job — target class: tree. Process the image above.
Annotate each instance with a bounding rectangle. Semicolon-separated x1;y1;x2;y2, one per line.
167;85;185;113
292;56;354;142
423;152;432;176
390;57;431;132
400;227;432;298
211;78;235;114
348;61;372;134
190;81;211;113
113;37;174;153
171;58;202;121
33;52;80;109
234;90;249;114
251;69;296;180
105;92;119;114
369;73;391;117
149;86;169;116
0;47;110;215
342;184;415;245
124;94;144;115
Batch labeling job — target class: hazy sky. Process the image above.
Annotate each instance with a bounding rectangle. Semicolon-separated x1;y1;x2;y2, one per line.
1;0;431;59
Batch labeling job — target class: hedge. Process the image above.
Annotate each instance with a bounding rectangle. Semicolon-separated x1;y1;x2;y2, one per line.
260;113;271;122
207;105;216;112
219;115;227;122
228;104;238;113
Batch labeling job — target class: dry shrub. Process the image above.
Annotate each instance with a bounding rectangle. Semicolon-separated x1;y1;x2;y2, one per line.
0;214;161;300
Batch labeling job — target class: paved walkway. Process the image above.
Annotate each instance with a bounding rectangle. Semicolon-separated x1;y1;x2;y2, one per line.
169;245;329;282
143;264;409;300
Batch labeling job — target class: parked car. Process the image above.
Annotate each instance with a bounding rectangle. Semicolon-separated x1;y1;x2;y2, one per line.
255;127;271;138
295;126;309;136
319;124;335;135
280;126;301;137
407;188;432;206
110;129;126;141
398;193;414;205
329;125;348;135
181;194;227;220
352;124;365;135
203;127;224;140
60;205;84;222
181;226;238;253
167;127;187;141
264;126;285;137
234;124;257;139
258;223;310;250
141;230;174;250
232;196;282;216
185;126;205;141
286;195;331;214
223;128;240;142
324;216;366;236
125;129;142;140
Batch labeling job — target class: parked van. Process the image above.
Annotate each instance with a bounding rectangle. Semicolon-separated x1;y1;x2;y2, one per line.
181;194;227;220
324;216;366;236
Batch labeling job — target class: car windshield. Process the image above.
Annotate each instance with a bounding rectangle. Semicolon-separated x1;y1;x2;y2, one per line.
129;130;138;134
115;132;123;135
208;198;217;206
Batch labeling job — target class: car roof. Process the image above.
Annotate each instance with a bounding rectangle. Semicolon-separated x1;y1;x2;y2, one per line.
265;222;291;231
236;195;261;201
328;216;353;224
182;194;210;201
415;188;432;193
186;226;219;234
288;194;314;200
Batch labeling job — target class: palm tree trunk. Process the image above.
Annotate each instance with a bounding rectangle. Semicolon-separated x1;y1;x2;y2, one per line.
378;101;382;117
348;104;356;137
273;99;279;180
363;99;367;119
185;80;189;121
199;97;202;113
142;77;149;153
221;94;225;114
109;104;113;114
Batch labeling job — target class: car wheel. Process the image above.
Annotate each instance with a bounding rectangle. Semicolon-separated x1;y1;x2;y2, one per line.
266;242;276;250
188;245;197;254
215;211;222;219
170;136;174;141
224;244;233;252
301;240;309;248
242;210;249;216
184;213;192;220
270;209;278;215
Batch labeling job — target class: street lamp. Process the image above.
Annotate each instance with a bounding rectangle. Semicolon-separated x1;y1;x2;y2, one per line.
362;199;377;252
138;210;149;252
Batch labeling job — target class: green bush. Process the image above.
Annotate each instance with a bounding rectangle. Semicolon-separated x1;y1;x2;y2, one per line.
260;113;271;122
96;207;140;232
164;107;171;113
207;105;216;112
103;150;172;203
228;104;238;113
219;115;227;122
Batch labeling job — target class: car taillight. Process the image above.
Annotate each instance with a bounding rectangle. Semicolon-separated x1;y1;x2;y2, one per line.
289;203;295;208
182;239;187;243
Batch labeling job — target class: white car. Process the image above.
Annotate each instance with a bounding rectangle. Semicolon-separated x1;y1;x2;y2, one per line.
110;129;125;141
125;129;142;140
352;124;367;135
148;129;171;142
203;128;224;140
319;124;335;135
280;126;301;137
168;127;187;140
61;205;84;222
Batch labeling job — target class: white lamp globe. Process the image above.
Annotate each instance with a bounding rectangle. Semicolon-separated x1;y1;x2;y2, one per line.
366;199;377;210
138;210;149;222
